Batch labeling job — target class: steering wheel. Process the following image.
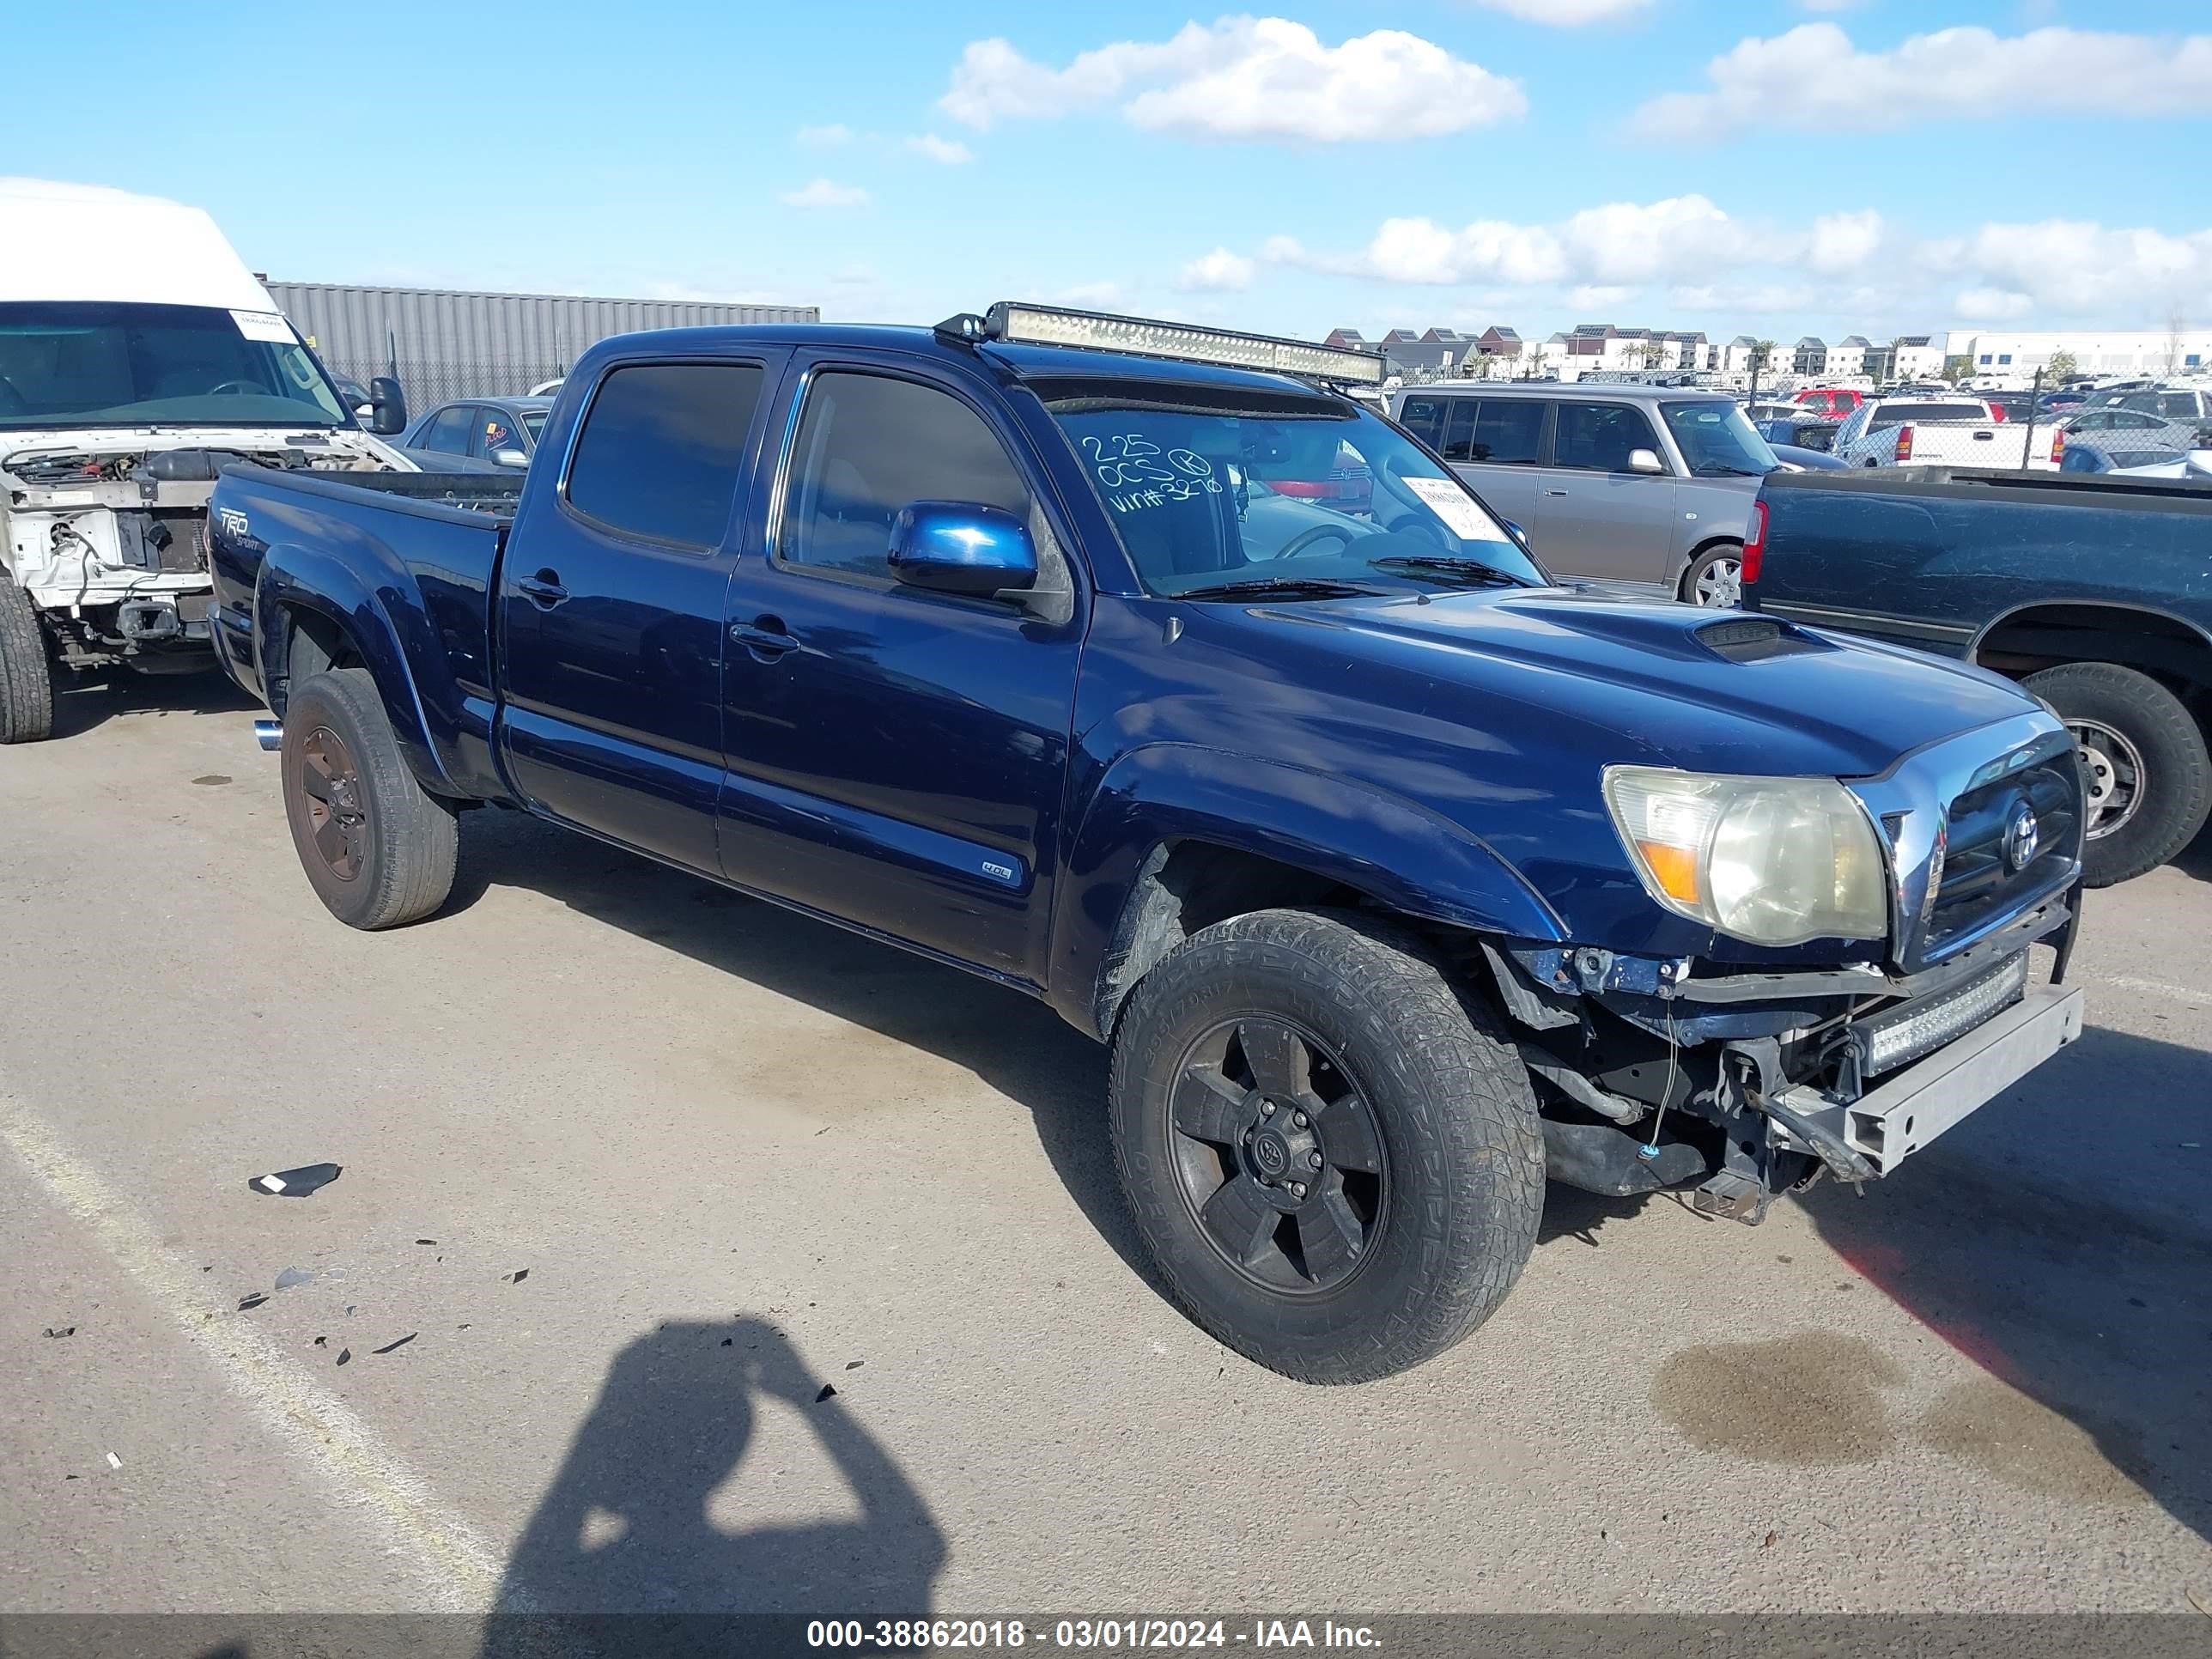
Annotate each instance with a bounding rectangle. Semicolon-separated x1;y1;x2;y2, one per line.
1383;512;1449;549
208;380;262;397
1275;523;1360;560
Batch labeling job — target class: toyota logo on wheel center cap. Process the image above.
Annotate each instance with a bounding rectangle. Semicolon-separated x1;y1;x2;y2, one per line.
2001;800;2040;872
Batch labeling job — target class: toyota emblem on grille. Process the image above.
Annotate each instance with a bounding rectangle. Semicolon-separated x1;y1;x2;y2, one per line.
2001;800;2040;872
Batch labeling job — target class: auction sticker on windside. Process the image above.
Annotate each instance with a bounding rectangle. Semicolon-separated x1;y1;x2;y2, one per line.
1405;475;1511;542
230;309;296;343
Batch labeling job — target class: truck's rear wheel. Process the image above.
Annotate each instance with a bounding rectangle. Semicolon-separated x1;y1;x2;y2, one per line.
2025;661;2210;886
0;569;56;744
281;667;458;929
1109;908;1545;1384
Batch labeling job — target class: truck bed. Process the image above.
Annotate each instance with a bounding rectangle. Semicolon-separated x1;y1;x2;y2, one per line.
206;463;516;799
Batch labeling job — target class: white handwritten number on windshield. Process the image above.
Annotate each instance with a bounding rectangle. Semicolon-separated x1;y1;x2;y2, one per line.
1084;434;1219;515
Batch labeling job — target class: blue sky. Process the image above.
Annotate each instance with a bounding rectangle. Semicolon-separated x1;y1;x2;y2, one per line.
5;0;2209;344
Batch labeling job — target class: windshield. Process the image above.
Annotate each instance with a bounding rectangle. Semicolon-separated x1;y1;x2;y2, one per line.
0;301;351;430
1660;401;1778;477
1045;392;1545;599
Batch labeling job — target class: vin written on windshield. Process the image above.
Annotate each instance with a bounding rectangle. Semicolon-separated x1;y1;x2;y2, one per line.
1046;390;1547;600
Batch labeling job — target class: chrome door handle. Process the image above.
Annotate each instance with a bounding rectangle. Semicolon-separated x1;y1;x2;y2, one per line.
517;570;568;607
1542;489;1570;497
729;618;798;657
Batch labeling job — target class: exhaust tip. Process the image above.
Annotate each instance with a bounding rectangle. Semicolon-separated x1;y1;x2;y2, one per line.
253;719;283;752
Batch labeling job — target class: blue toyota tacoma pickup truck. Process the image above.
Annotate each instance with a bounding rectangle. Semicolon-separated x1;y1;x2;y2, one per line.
207;304;2088;1383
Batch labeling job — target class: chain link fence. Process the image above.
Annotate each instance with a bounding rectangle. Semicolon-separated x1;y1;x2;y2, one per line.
322;356;571;409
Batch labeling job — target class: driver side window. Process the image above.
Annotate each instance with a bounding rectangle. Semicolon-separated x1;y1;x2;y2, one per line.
781;372;1030;581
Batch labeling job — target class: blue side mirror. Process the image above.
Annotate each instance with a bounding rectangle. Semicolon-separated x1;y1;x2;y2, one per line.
1503;520;1528;548
888;501;1037;597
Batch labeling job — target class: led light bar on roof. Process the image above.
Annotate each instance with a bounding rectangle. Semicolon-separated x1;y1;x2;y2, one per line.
981;301;1386;386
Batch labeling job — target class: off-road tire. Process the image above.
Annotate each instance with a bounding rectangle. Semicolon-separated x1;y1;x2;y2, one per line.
2025;662;2210;886
0;569;55;744
1109;907;1547;1384
282;667;458;928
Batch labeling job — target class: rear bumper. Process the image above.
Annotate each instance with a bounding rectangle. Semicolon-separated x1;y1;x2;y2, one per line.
1770;983;2085;1176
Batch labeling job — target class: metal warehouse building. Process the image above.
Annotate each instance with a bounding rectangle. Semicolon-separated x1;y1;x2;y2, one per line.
263;281;820;406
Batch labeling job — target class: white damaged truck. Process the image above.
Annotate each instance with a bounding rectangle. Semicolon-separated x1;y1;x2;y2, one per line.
0;179;413;742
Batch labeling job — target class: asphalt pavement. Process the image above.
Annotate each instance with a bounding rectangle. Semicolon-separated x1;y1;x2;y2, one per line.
2;671;2209;1620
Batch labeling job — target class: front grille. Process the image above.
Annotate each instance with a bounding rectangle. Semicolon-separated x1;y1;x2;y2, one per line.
1921;744;2081;961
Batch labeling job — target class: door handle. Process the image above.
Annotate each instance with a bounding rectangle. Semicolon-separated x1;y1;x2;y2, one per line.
517;570;568;607
1542;488;1570;496
729;617;799;657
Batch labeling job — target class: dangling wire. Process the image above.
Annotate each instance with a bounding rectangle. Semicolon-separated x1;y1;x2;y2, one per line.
1637;990;1680;1163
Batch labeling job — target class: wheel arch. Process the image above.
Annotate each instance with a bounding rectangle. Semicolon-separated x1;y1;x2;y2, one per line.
1054;744;1568;1039
1971;599;2212;708
254;547;459;796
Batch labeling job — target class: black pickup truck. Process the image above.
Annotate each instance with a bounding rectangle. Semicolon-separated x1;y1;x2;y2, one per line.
1747;466;2212;885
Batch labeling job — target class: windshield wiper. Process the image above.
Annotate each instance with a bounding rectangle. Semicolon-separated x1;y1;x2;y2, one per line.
1696;465;1766;477
1173;576;1380;602
1368;556;1530;588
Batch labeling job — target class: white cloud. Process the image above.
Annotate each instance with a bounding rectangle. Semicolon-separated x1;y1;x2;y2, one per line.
1054;281;1128;308
780;178;870;209
1179;247;1255;291
905;134;974;164
1462;0;1650;22
1954;288;2036;322
1634;24;2212;143
1272;198;2212;327
1808;210;1883;274
795;124;853;147
939;17;1523;142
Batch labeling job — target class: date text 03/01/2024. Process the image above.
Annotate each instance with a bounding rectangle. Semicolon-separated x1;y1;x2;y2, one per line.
804;1618;1382;1650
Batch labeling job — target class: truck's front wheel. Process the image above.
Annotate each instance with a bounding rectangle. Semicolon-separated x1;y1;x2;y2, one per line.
281;667;458;929
1109;908;1546;1384
0;569;56;744
2025;662;2210;886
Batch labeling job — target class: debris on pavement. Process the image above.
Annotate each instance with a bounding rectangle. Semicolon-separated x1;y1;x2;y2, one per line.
274;1267;315;1291
502;1268;529;1284
372;1333;417;1355
415;1238;437;1246
336;1348;351;1366
720;1338;733;1347
248;1163;342;1198
105;1452;120;1470
815;1384;837;1403
43;1327;75;1339
236;1293;268;1311
313;1336;327;1348
845;1359;863;1370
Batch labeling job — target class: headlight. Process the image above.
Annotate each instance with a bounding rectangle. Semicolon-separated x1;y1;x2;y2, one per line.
1602;766;1888;946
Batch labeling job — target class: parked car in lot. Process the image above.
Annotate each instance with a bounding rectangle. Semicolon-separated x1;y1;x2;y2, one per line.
1747;465;2212;884
205;304;2088;1383
1753;414;1842;453
1829;395;2061;471
1793;387;1865;419
0;179;411;744
2057;444;2196;477
397;397;552;471
1391;382;1778;604
2096;386;2212;422
1768;442;1847;471
2053;404;2211;451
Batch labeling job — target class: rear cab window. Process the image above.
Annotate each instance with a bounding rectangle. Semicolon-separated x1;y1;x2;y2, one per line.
563;362;767;548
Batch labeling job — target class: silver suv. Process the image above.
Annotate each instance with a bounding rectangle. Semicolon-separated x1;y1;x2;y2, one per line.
1389;384;1777;605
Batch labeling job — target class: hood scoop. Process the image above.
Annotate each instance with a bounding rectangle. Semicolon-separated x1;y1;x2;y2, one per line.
1693;615;1824;663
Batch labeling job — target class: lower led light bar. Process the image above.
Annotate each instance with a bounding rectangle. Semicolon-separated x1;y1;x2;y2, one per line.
971;301;1387;386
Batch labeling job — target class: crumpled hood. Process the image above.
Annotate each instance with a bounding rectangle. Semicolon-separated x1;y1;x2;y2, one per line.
1;424;408;486
1256;585;2039;780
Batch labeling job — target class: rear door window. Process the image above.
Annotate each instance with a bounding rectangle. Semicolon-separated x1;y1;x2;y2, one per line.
1467;400;1544;465
563;362;767;548
1438;398;1479;461
2158;392;2202;418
